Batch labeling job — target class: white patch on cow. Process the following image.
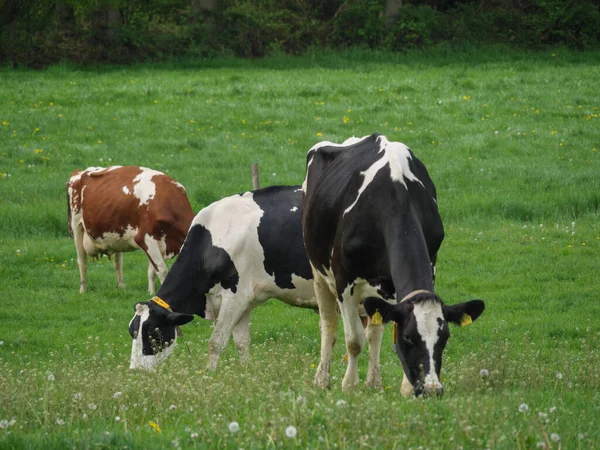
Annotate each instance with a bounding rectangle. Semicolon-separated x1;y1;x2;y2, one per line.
171;180;186;191
122;186;130;195
413;301;444;389
380;137;424;188
343;154;388;215
84;226;139;255
132;168;163;206
129;304;176;370
290;206;298;212
343;136;425;215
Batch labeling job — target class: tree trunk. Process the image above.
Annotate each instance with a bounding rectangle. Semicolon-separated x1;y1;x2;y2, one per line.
107;9;122;41
384;0;403;27
56;2;75;35
191;0;217;14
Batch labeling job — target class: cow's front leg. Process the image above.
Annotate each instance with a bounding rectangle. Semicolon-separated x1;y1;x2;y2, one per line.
113;252;126;289
232;311;250;363
207;293;248;370
365;320;385;389
340;302;366;392
313;272;338;389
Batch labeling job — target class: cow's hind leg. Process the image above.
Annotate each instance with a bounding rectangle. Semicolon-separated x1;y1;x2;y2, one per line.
73;224;88;293
340;298;366;392
113;252;126;289
232;311;251;363
135;234;167;295
313;271;338;389
207;292;249;370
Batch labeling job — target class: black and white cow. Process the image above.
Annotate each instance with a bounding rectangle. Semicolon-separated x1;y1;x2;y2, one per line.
128;185;318;371
302;133;485;396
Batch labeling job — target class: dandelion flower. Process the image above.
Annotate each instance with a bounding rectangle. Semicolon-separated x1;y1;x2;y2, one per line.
190;432;198;439
88;403;97;411
550;433;560;442
47;373;55;381
518;403;529;413
285;425;297;438
336;399;347;408
555;372;563;380
228;421;240;433
149;421;161;433
479;369;489;377
112;391;122;399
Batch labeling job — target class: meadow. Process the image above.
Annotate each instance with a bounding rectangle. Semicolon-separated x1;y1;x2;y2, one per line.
1;47;599;449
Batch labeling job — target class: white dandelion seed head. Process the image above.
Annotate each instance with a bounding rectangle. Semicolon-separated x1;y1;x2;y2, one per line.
550;433;560;442
555;372;563;380
112;391;122;399
73;392;82;401
88;403;97;411
336;399;347;408
115;416;121;422
285;425;297;438
169;404;177;411
190;432;198;439
536;442;545;449
47;373;55;381
228;421;240;433
538;412;548;419
55;418;65;426
549;406;557;413
479;368;489;377
82;413;88;420
578;433;585;440
518;403;529;413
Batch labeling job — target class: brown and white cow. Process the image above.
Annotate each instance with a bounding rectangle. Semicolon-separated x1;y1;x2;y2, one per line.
67;166;194;294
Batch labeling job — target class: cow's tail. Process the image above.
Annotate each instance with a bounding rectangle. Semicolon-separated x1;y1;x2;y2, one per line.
67;181;73;239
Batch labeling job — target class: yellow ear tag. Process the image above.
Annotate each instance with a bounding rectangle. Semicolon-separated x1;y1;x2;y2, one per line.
460;313;473;327
372;310;383;325
152;296;171;310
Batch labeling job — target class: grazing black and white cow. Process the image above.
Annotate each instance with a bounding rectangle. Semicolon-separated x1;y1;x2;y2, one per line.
302;133;485;396
128;185;318;371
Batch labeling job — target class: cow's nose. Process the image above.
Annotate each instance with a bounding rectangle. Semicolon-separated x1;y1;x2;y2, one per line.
423;384;444;398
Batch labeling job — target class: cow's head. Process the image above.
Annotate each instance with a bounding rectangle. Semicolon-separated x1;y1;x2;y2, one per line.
128;300;194;370
364;291;484;397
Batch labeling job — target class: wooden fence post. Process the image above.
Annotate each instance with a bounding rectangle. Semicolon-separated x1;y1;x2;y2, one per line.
252;163;260;190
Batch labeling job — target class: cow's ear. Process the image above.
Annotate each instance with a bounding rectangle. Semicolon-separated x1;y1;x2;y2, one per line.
443;300;485;327
134;302;148;313
166;311;194;326
364;297;400;324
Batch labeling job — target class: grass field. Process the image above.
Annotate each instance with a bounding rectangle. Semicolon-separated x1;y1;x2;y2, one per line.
1;47;600;449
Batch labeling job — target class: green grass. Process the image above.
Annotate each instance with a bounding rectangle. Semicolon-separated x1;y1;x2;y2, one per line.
1;47;600;449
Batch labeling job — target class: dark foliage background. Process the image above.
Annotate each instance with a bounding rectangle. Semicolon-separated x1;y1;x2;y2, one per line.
1;0;599;67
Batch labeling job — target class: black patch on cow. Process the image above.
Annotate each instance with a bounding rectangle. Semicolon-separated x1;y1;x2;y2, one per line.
252;185;313;289
155;223;240;318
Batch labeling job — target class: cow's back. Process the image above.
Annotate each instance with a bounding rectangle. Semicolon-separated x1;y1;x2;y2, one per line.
191;186;315;304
